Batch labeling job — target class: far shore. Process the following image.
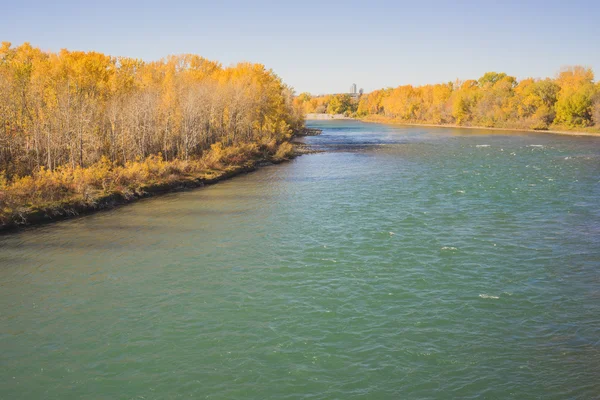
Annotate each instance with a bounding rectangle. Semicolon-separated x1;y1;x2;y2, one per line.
305;113;353;120
308;113;600;137
364;118;600;138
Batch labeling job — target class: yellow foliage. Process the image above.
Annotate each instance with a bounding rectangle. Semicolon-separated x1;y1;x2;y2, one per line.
0;170;7;190
353;66;598;130
0;42;303;179
274;142;294;160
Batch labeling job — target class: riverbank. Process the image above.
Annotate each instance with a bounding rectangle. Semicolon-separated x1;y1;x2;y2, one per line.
360;115;600;137
0;141;305;234
306;113;353;120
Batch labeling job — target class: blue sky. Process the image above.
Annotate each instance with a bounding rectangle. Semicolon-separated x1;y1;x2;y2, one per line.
1;0;599;94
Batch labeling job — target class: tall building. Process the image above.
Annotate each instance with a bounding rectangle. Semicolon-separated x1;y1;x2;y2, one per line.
350;83;357;94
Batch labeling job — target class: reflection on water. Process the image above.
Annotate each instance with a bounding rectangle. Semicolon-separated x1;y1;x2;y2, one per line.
1;120;599;399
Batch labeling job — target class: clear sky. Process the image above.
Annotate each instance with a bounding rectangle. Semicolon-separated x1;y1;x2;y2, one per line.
1;0;599;94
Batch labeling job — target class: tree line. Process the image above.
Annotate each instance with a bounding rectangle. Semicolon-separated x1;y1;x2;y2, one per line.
0;42;303;179
295;67;600;130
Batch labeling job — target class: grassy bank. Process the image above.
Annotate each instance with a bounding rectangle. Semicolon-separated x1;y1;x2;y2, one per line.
360;115;600;137
0;141;295;233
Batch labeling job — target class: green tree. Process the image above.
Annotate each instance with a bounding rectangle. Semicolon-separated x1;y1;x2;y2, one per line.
555;84;595;127
478;72;507;87
327;94;353;115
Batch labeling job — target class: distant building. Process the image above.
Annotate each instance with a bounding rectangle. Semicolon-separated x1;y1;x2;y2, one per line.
350;83;357;94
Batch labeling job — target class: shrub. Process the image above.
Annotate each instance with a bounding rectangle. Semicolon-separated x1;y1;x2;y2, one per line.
274;142;294;160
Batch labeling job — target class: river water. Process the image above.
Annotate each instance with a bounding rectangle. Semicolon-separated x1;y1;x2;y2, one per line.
1;120;599;399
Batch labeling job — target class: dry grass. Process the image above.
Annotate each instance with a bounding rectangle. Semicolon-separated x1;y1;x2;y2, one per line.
274;142;294;160
0;140;288;227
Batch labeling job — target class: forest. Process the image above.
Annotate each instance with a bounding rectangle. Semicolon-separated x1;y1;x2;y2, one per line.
0;42;303;227
296;67;600;131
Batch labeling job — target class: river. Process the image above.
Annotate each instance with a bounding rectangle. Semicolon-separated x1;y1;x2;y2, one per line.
1;120;599;399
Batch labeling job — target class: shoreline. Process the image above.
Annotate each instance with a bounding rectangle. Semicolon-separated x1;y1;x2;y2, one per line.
305;113;353;120
0;145;313;235
359;116;600;137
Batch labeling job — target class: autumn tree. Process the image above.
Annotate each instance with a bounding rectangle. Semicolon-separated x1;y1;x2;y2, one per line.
554;66;596;127
0;43;303;180
346;65;597;131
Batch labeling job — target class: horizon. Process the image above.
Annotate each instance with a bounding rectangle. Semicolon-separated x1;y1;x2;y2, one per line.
1;0;599;94
0;0;600;94
4;41;596;97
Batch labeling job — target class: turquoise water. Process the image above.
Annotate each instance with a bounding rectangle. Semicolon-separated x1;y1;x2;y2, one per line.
1;120;599;399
